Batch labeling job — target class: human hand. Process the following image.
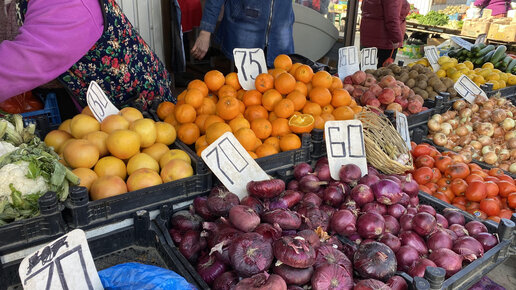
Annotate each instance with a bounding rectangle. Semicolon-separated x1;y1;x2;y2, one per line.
191;30;211;60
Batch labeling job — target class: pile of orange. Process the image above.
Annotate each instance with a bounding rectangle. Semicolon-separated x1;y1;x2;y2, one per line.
157;54;362;159
44;107;194;201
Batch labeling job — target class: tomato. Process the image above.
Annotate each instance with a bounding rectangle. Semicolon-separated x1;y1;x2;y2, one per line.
508;192;516;209
465;174;483;184
452;196;467;206
428;147;441;158
479;198;501;216
499;209;513;219
415;155;434;168
412;144;433;158
434;156;452;173
466;201;480;211
437;178;452;187
498;175;515;185
430;168;442;183
496;181;516;198
433;192;451;204
484;176;499;183
468;163;483;172
445;163;470;179
419;184;431;194
471;170;488;178
485;181;500;198
452;203;466;211
465;181;487;202
438;187;455;202
413;167;433;185
410;141;417;151
427;182;439;193
487;216;501;223
488;168;505;177
501;198;509;209
450;179;468;195
467;209;487;219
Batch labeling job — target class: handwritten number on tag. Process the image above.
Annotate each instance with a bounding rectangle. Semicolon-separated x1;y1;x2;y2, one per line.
347;125;366;157
328;126;346;158
205;137;249;185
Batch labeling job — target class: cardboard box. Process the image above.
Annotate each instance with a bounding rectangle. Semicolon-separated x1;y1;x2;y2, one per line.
427;37;446;46
461;20;491;37
487;23;516;42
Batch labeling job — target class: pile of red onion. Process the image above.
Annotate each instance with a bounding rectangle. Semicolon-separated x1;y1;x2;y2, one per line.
168;158;498;289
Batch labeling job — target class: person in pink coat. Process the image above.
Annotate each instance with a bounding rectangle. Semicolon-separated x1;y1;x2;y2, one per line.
474;0;511;17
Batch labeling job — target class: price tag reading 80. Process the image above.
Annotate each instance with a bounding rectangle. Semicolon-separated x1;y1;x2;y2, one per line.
454;75;487;104
396;111;411;150
324;120;368;180
424;46;440;72
338;46;360;80
201;132;269;199
86;81;119;122
360;48;378;70
233;48;268;91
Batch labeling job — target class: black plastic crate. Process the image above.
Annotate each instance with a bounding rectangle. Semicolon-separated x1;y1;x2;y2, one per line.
1;210;203;290
482;83;516;99
63;141;212;230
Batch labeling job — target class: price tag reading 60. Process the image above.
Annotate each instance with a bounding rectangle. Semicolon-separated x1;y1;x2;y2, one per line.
324;120;368;180
233;48;268;91
201;132;269;199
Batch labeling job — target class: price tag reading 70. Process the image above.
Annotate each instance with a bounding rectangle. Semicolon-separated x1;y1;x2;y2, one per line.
233;48;268;91
338;46;360;80
201;132;269;199
324;120;368;180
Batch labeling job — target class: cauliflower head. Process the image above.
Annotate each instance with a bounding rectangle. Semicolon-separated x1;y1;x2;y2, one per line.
0;161;49;201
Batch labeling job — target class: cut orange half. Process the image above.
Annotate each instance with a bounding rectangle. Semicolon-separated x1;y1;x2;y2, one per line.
288;114;315;134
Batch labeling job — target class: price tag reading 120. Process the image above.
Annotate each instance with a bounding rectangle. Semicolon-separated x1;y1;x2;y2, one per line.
201;132;269;199
338;46;360;80
86;81;119;122
454;75;487;103
424;46;440;72
360;48;378;70
233;48;268;91
396;111;411;150
324;120;368;180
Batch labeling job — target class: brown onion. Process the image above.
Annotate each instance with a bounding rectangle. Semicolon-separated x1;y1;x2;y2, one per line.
456;126;469;136
433;133;447;146
459;108;472;118
484;152;498;165
471;103;479;113
428;119;441;132
453;99;467;111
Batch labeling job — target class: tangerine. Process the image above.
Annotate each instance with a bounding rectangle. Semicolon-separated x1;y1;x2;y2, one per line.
311;71;333;88
264;137;281;152
216;97;240;120
177;123;200;145
331;88;352;107
235;128;257;151
271;118;291;137
242;90;263;106
175;103;197;124
262;89;282;111
195;114;210;134
229;117;251;132
286;91;307;111
244;105;269;122
289;62;302;75
269;68;287;79
289;114;315;134
204;70;225;92
157;101;175;120
184;88;204;108
330;76;344;91
322;105;334;115
195;135;209;151
294;65;314;83
302;102;322;116
255;143;278;158
255;73;274;93
293;81;308;96
217;84;237;99
274;54;293;71
204;115;225;132
206;122;232;144
314;115;325;129
280;133;301;151
251;118;272;140
309;86;332;106
273;98;295;119
332;106;355;120
225;72;241;90
274;73;296;94
187;79;209;97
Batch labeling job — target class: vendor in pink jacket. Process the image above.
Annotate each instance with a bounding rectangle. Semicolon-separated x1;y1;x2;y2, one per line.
360;0;410;68
474;0;511;17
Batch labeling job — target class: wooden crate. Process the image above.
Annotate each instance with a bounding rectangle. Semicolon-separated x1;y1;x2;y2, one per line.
487;23;516;42
461;20;491;37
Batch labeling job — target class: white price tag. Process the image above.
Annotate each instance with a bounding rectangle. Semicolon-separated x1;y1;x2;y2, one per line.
360;48;378;70
324;120;368;180
451;36;473;51
338;46;360;80
201;132;269;199
86;81;119;122
454;75;487;103
233;48;268;91
424;46;440;72
475;34;487;45
19;229;102;290
396;111;411;150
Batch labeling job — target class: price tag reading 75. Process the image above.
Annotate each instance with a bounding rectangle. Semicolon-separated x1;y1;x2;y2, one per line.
338;46;360;80
201;132;269;199
324;120;368;180
233;48;268;91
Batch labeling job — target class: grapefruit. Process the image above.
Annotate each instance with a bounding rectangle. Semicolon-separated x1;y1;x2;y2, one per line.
119;107;143;123
126;168;163;191
62;139;99;169
142;143;169;162
84;131;109;157
72;168;98;191
155;122;177;145
58;119;72;134
100;114;130;134
70;114;100;138
127;153;159;175
94;156;127;179
159;149;191;168
129;118;157;148
106;129;141;159
44;130;72;153
160;159;194;182
90;175;128;200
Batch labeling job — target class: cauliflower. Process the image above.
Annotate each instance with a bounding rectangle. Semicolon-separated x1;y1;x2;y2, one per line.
0;141;16;158
0;161;49;202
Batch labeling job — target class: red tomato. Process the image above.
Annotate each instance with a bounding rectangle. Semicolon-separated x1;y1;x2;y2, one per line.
434;156;452;173
479;198;501;216
499;209;513;219
466;201;480;211
465;174;484;184
471;170;488;178
468;163;483;172
452;203;466;211
465;181;487;202
430;168;442;183
452;196;467;206
437;178;452;187
412;144;433;158
488;168;505;177
485;181;499;197
413;167;433;185
427;182;439;193
419;184;431;194
433;192;451;204
508;192;516;209
415;155;435;168
487;216;501;223
450;179;468;195
467;209;487;219
445;163;470;179
496;181;516;198
498;175;515;185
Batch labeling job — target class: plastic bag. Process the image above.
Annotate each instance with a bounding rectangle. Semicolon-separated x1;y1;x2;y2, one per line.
98;262;197;290
0;91;43;114
465;4;482;20
468;276;505;290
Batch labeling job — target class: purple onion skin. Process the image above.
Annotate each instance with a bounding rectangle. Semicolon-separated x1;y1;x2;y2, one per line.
212;271;239;290
299;175;324;193
383;215;401;235
287;180;300;191
315;157;328;169
362;202;387;215
350;184;374;206
412;212;437;237
443;208;465;226
380;232;401;253
387;204;407;219
359;174;380;187
171;210;203;232
396;245;420;271
444;228;459;241
399;214;414;231
409;196;419;207
294;163;313;180
398;193;410;207
357;212;385;239
311;263;353;290
302;192;322;207
453;236;484;262
371;179;403;205
229;233;274;277
196;254;227;285
348;233;362;245
169;228;182;244
353;241;397;281
449;224;469;238
417;204;436;216
240;196;264;216
235;273;287;290
474;233;498;252
435;213;449;228
406;207;418;215
262;209;302;230
316;164;331;181
426;230;453;251
384;175;402;187
339;164;362;186
465;221;488;236
287;286;304;290
429;248;463;277
408;258;437;278
354;279;390;290
273;264;314;286
229;205;260;232
193;196;215;221
273;236;316;269
314;245;353;275
207;188;240;217
323;186;344;207
367;165;380;177
401;174;419;197
320;204;336;219
387;275;408;290
298;229;321;249
254;223;282;244
331;210;357;236
399;231;428;255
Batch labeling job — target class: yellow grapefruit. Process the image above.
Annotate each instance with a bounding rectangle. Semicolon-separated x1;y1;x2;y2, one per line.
159;149;191;168
106;129;141;159
94;156;127;180
160;159;194;182
127;153;159;175
72;168;98;191
70;114;100;138
126;168;163;191
90;175;128;200
62;139;99;169
142;143;169;162
129;118;157;148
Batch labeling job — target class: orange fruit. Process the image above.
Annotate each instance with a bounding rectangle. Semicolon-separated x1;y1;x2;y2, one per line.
217;84;237;99
177;90;187;102
161;159;194;182
237;99;245;114
195;114;210;134
353;106;363;114
289;62;302;75
251;118;272;140
269;68;287;79
280;133;301;151
264;136;281;152
236;89;245;100
244;105;268;122
294;65;314;83
204;115;225;132
235;128;257;151
185;88;204;108
127;153;160;175
100;114;130;134
248;151;258;159
271;118;291;137
177;123;200;145
142;143;169;162
332;106;355;120
242;90;262;106
195;135;208;151
63;139;100;169
262;89;282;111
84;131;109;157
216;97;240;120
188;79;209;97
309;86;332;107
274;54;293;71
312;71;333;88
321;112;336;122
293;81;308;96
164;113;179;128
286;91;307;111
206;122;232;144
268;112;278;122
274;73;296;95
197;146;208;157
175;103;197;124
330;76;343;91
225;72;241;90
273;99;295;119
127;168;163;192
229;117;251;132
314;115;325;129
289;114;315;134
302;102;322;116
82;106;94;117
90;175;127;200
255;73;274;93
306;82;313;95
197;98;217;115
72;168;98;191
129;118;157;148
322;105;334;115
44;130;72;153
253;137;263;151
157;101;175;120
107;129;141;159
119;107;143;123
255;143;278;158
70;114;100;139
94;156;127;179
204;70;225;92
349;98;358;108
331;88;352;107
155;122;177;145
58;119;72;134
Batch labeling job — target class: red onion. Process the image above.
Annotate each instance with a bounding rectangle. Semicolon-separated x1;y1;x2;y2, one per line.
315;157;328;169
298;229;321;249
341;239;359;260
398;193;410;207
465;221;488;236
212;271;238;290
409;196;419;207
429;248;463;277
168;228;182;244
229;232;274;277
331;210;357;236
443;208;465;226
417;204;436;216
387;204;406;219
426;230;453;251
299;175;326;193
353;241;397;281
287;286;304;290
235;273;287;290
453;236;484;262
339;164;362;186
298;204;330;231
196;254;227;285
273;264;314;285
444;228;459;241
401;174;419;197
380;233;401;252
435;213;449;228
474;233;498;252
314;245;353;275
171;210;203;232
207;187;240;216
449;224;469;238
399;214;414;231
316;164;331;181
323;186;344;207
396;245;420;271
302;192;322;207
311;264;353;290
294;162;313;180
387;275;408;290
408;258;437;278
383;175;402;186
247;179;285;199
354;279;390;290
320;204;336;218
262;209;302;230
273;236;316;268
241;196;265;215
371;179;403;205
287;180;299;191
193;196;215;220
350;184;374;206
367;165;380;176
357;212;385;239
180;230;201;263
254;223;282;244
412;212;437;236
399;231;428;255
270;190;303;210
362;202;387;215
359;174;381;187
229;205;260;232
282;230;297;236
406;207;418;215
383;215;400;235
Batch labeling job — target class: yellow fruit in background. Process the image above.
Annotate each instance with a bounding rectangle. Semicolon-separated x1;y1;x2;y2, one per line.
127;168;163;191
94;156;127;179
490;80;500;90
463;61;474;70
70;114;100;138
142;143;170;162
63;139;100;169
455;63;467;70
416;58;429;66
449;58;458;65
508;75;516;86
119;107;143;123
436;69;446;78
160;159;194;183
127;153;159;175
159;149;191;168
486;72;500;81
441;62;455;71
90;175;127;200
479;69;491;77
100;114;130;134
493;69;502;74
459;68;469;75
155;122;177;145
450;71;462;81
408;62;415;67
205;122;232;144
437;56;451;65
72;168;98;191
445;67;457;77
474;68;482;73
106;129;141;160
84;131;109;157
473;75;486;84
44;130;72;153
482;62;494;69
498;80;506;89
58;119;72;134
499;73;509;82
130;118;157;148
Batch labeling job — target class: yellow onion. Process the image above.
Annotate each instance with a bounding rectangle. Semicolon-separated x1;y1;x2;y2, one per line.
471;104;480;113
433;133;447;146
510;163;516;173
482;146;494;155
428;119;441;132
502;118;515;131
456;126;469;136
478;135;492;146
431;114;443;123
505;131;516;141
453;100;467;111
483;152;498;165
470;141;482;151
440;123;453;135
459;108;472;119
499;149;510;161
